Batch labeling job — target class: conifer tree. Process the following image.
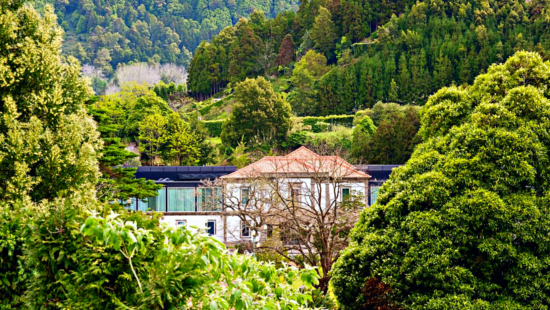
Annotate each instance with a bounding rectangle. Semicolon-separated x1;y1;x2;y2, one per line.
310;7;337;60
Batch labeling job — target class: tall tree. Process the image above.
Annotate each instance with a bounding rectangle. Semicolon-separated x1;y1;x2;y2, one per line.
87;100;161;201
309;7;337;60
138;113;167;165
332;51;550;309
289;50;330;115
0;2;102;203
221;77;291;147
162;113;201;166
277;34;295;69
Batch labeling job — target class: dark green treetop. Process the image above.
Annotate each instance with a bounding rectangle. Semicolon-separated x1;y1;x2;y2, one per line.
331;51;550;309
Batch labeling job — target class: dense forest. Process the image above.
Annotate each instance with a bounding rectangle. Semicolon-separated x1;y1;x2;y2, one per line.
188;0;550;114
38;0;299;75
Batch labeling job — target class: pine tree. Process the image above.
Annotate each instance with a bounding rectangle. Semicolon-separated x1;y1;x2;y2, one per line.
310;7;337;60
397;54;411;102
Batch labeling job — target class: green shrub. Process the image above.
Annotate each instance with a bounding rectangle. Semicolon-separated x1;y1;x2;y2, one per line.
312;121;330;133
288;131;308;147
204;120;224;137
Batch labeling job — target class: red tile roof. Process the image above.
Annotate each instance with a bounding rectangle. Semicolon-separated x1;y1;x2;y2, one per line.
221;147;370;179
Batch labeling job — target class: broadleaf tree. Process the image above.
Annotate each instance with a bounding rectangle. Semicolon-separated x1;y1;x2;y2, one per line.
331;51;550;309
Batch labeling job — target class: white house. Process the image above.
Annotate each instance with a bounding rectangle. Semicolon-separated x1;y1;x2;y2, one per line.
130;147;400;246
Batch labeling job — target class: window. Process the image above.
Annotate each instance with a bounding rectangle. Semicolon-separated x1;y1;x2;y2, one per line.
206;220;216;236
370;186;380;206
291;188;301;205
198;188;222;211
176;220;187;228
138;198;149;211
241;188;249;205
147;188;166;212
342;188;351;201
167;188;195;212
241;222;251;238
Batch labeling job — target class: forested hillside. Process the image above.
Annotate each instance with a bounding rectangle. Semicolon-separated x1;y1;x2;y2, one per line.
40;0;299;75
188;0;550;114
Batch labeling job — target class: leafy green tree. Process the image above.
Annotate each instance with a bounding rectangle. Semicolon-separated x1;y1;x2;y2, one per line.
87;99;161;201
162;113;201;166
0;2;101;204
138;113;167;165
0;2;101;307
221;77;291;147
332;52;550;309
310;7;337;59
289;50;330;115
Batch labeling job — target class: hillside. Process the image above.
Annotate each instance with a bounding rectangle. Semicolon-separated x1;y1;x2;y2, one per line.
187;0;550;114
40;0;299;75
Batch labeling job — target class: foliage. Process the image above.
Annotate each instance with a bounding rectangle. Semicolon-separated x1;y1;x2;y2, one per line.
289;50;330;115
204;119;225;137
288;131;309;147
138;113;168;165
3;198;321;309
0;1;101;204
221;77;291;147
163;113;201;166
312;121;330;133
87;98;162;201
300;115;354;128
43;0;299;75
352;106;420;164
331;51;550;309
309;7;337;60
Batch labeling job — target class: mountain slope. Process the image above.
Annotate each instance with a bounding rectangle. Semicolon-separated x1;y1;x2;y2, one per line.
43;0;299;75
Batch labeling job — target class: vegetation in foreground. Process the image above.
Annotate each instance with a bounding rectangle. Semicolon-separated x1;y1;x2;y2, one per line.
331;51;550;309
0;2;323;308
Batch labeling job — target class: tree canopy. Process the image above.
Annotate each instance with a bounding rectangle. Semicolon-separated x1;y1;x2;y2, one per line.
0;1;101;203
40;0;299;75
331;51;550;309
221;77;291;147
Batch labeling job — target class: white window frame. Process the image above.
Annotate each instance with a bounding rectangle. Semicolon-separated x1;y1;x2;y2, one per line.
197;187;222;212
241;187;250;205
241;221;251;238
341;187;351;202
206;220;216;236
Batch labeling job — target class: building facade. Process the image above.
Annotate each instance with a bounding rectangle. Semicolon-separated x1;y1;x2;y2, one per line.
130;148;401;245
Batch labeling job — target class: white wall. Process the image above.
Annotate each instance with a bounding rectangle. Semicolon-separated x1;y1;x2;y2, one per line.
159;178;366;245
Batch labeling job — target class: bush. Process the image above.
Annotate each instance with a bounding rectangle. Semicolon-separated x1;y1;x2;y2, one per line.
288;131;309;147
4;199;322;308
204;120;224;136
312;121;330;133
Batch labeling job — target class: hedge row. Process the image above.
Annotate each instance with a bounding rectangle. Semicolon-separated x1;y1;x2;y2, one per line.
204;120;225;137
299;115;355;127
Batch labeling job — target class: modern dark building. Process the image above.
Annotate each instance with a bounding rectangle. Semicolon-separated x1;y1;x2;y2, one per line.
126;166;237;214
